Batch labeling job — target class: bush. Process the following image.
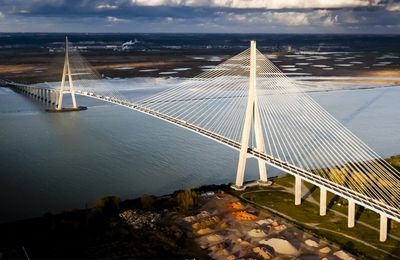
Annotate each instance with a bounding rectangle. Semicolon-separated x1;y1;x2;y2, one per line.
140;194;156;210
95;196;121;216
176;189;198;211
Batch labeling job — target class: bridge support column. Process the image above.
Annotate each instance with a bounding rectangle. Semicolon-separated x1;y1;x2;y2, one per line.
50;91;54;105
380;214;388;242
55;92;60;108
233;40;268;190
295;175;302;205
57;36;78;110
348;199;355;228
320;187;327;216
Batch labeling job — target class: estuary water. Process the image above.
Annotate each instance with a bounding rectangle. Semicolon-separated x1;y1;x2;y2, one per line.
1;78;400;223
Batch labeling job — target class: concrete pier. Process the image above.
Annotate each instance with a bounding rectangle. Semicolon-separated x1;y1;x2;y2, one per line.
380;214;388;242
348;199;355;228
320;187;327;216
295;175;302;205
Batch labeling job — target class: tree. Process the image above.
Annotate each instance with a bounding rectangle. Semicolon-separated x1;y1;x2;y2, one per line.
176;189;198;211
141;194;156;210
95;196;121;216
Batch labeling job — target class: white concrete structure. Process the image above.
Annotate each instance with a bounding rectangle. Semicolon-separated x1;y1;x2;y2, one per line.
57;37;77;110
295;175;302;205
348;200;355;228
233;40;268;189
380;214;388;242
320;187;327;216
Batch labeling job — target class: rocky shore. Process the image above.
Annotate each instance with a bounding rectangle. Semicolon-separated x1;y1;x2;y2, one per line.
0;186;355;259
178;191;355;260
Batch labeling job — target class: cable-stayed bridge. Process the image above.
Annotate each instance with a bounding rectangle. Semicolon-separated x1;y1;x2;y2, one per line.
2;38;400;242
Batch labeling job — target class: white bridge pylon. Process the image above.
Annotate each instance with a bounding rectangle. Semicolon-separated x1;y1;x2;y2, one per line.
57;37;77;110
233;40;269;189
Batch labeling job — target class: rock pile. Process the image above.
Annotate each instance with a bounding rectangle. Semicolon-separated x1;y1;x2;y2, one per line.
119;209;160;229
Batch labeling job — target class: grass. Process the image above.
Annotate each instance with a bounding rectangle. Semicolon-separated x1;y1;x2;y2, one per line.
229;174;400;259
386;155;400;171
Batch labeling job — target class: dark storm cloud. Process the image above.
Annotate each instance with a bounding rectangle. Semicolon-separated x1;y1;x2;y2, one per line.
0;0;399;33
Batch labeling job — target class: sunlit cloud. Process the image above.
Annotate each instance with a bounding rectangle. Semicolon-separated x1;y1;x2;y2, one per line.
107;16;128;23
97;4;119;10
130;0;381;9
0;0;398;33
386;2;400;11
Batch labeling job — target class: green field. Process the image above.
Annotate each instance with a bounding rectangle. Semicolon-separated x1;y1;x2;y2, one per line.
230;173;400;259
386;156;400;171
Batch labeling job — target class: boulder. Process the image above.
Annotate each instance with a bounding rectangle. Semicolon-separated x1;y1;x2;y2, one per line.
334;250;355;260
319;247;331;254
273;224;287;231
259;238;298;256
207;234;224;243
196;228;213;235
248;229;267;238
305;239;319;248
253;246;271;259
257;218;274;226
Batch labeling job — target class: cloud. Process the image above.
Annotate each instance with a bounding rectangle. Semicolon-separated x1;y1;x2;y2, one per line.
129;0;384;9
97;4;119;10
0;11;4;19
107;16;128;23
322;14;339;26
386;2;400;11
0;0;399;33
268;12;309;26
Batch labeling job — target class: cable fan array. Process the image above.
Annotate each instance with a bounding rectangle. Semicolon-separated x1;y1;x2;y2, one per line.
33;39;400;216
33;40;130;103
138;49;251;143
137;48;400;212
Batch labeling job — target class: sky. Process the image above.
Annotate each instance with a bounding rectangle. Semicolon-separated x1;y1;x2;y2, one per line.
0;0;399;33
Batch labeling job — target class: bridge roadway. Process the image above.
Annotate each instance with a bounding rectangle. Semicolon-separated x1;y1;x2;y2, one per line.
2;81;399;223
75;91;400;223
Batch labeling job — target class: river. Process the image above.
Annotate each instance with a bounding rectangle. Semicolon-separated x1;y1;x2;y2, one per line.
0;77;399;222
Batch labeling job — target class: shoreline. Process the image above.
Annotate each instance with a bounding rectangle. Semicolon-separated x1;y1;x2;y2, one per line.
1;155;399;258
1;154;399;225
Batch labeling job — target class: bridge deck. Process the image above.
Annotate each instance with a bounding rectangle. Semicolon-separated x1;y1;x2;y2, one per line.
3;81;400;222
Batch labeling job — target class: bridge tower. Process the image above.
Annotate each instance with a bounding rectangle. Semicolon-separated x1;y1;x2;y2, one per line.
232;40;270;190
57;36;77;110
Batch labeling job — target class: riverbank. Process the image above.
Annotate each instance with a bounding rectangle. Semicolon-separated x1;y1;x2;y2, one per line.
0;188;218;259
0;185;355;259
1;156;399;258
